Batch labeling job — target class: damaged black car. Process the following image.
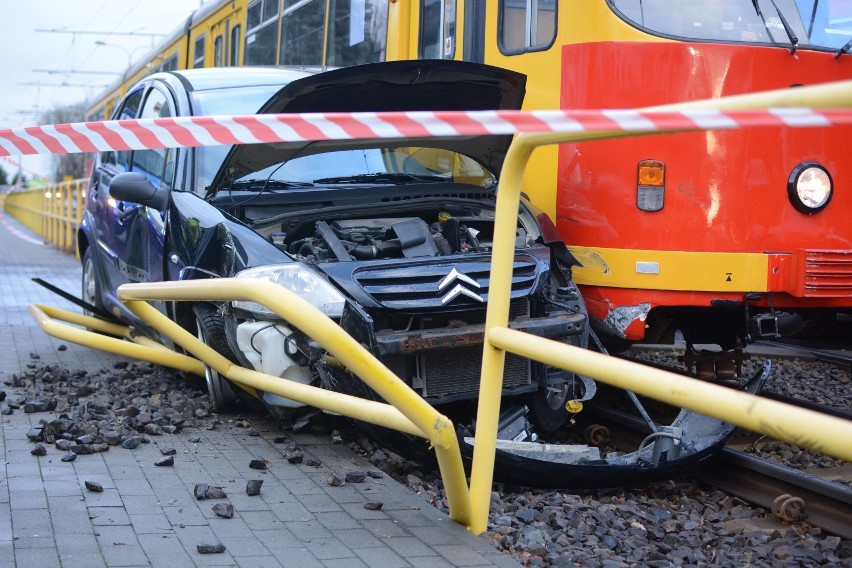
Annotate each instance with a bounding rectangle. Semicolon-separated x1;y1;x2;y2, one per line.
79;61;590;438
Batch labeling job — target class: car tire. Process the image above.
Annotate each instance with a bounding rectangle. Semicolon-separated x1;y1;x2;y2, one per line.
192;303;237;411
81;247;104;317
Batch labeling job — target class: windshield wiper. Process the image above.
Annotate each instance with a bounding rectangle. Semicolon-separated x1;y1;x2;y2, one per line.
769;0;799;54
227;179;314;191
835;37;852;58
753;0;799;54
312;172;448;185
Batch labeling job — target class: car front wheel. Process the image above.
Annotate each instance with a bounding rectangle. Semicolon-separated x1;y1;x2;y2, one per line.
193;303;237;411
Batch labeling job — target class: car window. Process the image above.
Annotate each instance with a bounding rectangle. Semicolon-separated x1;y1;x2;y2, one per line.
101;88;144;173
132;88;175;195
233;146;496;188
190;85;284;192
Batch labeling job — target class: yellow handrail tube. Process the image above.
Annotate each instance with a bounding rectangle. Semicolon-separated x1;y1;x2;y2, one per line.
117;280;474;527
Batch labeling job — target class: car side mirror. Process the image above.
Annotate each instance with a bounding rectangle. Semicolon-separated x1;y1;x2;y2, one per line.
109;172;168;211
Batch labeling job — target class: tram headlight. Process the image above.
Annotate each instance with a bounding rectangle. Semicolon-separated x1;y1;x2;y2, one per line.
787;162;832;214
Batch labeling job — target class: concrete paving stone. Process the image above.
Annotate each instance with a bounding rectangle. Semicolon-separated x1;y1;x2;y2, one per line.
322;559;370;568
385;506;444;528
208;517;255;540
147;552;196;568
57;552;108;568
14;546;62;568
340;501;394;522
89;506;132;526
323;483;377;505
43;480;84;497
313;510;361;531
384;536;440;558
285;519;334;541
223;491;275;512
352;545;411;568
227;556;285;568
163;505;210;527
433;544;498;567
10;491;48;510
9;535;55;549
242;528;302;553
407;556;458;568
292;537;357;561
121;494;166;512
82;487;124;507
239;510;287;530
0;542;11;563
247;546;323;568
54;532;100;555
9;507;52;532
137;532;187;554
362;518;413;539
5;460;42;478
268;500;313;522
297;491;344;514
209;534;269;556
8;476;51;494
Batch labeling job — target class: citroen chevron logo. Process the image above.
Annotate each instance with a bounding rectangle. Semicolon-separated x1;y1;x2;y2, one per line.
438;267;483;304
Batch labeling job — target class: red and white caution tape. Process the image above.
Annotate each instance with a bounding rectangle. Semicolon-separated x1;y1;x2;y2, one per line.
0;108;850;157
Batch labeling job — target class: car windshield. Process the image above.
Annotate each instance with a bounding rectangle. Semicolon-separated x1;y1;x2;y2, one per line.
190;85;282;191
609;0;852;51
229;146;497;189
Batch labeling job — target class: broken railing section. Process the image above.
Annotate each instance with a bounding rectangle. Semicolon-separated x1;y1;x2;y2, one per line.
23;78;852;535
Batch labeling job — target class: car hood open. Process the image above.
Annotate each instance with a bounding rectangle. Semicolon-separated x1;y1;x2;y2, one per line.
209;60;526;194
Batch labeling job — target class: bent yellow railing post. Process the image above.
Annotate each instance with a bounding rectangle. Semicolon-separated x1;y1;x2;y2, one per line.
28;304;206;376
490;327;852;462
117;279;474;527
469;80;852;534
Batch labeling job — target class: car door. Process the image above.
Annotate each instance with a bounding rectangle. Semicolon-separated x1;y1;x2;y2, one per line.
90;87;144;303
90;83;176;312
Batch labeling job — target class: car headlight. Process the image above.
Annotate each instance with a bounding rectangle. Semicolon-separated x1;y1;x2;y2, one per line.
233;264;346;319
787;162;832;214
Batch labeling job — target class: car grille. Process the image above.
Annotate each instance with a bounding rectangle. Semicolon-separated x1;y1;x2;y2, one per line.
419;346;531;399
353;255;541;310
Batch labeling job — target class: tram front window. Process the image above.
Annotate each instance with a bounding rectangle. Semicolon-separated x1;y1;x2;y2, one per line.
609;0;852;51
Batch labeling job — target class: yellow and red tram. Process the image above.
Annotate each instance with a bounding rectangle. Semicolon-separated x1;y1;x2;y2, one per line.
86;0;852;362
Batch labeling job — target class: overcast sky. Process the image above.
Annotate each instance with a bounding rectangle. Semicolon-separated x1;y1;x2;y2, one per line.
0;0;205;180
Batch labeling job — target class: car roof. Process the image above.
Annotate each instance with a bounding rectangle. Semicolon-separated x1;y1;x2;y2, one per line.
170;66;323;92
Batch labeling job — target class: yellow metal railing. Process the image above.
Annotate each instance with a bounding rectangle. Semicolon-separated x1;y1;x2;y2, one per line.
2;179;87;254
24;79;852;536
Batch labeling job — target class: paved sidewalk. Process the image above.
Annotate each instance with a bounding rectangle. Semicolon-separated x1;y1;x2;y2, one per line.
0;207;519;568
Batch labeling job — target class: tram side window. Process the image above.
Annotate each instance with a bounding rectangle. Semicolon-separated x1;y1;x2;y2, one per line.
193;34;206;68
214;35;224;66
326;0;389;67
419;0;457;59
280;0;326;66
499;0;557;54
101;89;144;173
231;24;241;65
161;54;178;72
245;0;279;65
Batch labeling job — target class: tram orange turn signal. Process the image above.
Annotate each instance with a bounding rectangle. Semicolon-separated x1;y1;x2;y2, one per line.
637;160;665;212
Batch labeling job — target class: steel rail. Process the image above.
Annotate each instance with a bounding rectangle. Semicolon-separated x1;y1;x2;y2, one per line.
695;448;852;540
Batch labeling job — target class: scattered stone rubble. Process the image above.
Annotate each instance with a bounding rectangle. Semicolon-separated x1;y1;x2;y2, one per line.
4;356;850;567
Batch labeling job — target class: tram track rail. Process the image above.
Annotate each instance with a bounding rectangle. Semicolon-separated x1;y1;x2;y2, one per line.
582;371;852;541
694;448;852;540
